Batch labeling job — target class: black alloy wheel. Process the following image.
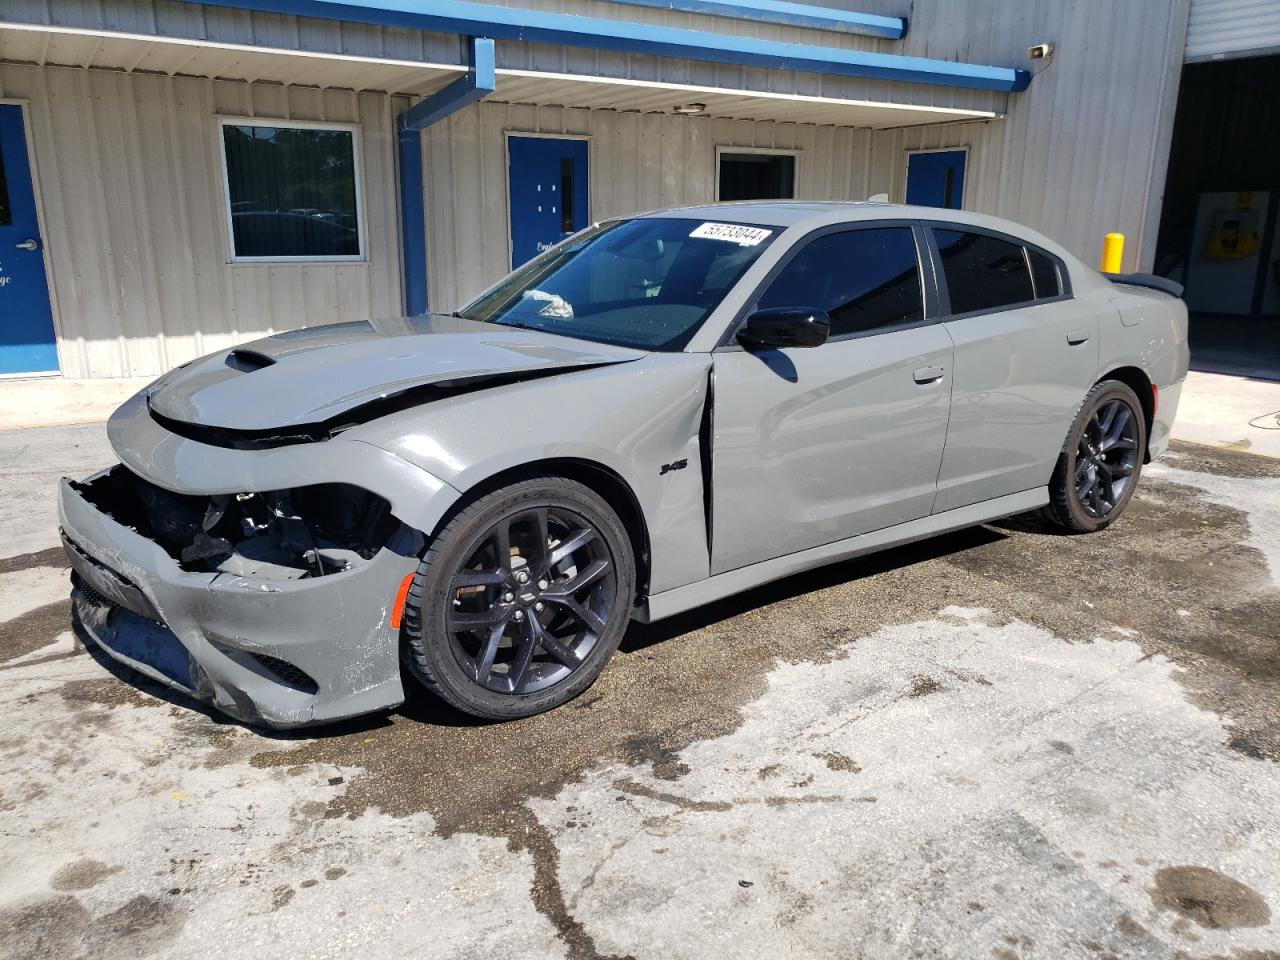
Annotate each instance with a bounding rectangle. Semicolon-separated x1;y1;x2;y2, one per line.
1074;397;1141;518
1045;379;1147;533
401;476;635;719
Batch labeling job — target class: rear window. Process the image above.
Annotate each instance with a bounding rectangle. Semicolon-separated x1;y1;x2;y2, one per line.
757;227;923;337
934;229;1034;315
1029;249;1062;299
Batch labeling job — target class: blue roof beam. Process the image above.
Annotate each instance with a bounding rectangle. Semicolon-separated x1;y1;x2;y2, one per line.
398;37;495;314
593;0;906;39
400;35;496;131
183;0;1029;93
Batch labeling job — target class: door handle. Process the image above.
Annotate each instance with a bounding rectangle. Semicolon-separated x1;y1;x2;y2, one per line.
15;239;38;251
1067;329;1090;345
913;365;945;384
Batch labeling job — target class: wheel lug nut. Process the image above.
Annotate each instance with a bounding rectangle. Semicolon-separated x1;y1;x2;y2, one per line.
534;602;544;612
513;610;524;621
516;571;529;584
538;580;549;590
503;591;514;602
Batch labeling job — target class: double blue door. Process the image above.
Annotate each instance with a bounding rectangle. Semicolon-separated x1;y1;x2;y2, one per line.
905;150;967;210
0;104;58;374
508;136;589;269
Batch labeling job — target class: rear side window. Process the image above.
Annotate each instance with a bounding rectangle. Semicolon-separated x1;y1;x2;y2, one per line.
758;227;923;337
1029;249;1062;299
934;229;1033;315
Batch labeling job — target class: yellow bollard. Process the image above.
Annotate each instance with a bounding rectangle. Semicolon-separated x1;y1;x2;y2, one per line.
1099;232;1124;273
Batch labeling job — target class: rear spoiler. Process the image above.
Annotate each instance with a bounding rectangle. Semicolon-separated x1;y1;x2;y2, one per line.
1104;272;1184;298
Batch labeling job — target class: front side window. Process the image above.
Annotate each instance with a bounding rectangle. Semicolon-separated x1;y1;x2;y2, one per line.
757;227;924;337
220;120;362;261
459;217;776;351
934;229;1033;315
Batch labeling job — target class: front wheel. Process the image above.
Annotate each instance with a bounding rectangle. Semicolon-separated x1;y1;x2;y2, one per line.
401;476;636;720
1043;380;1147;533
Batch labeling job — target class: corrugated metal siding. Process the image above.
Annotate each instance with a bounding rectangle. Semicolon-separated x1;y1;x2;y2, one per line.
0;62;404;378
422;101;875;310
870;0;1191;273
1;0;1008;115
1186;0;1280;62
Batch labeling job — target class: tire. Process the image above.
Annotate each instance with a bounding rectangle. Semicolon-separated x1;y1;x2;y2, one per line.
401;475;636;720
1043;380;1147;533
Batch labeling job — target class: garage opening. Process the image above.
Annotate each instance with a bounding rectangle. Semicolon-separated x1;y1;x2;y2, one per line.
1154;54;1280;378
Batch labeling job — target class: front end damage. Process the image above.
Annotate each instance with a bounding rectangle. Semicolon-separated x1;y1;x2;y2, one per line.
60;465;424;728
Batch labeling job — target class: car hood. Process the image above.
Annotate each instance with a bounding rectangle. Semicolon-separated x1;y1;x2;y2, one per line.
145;314;645;433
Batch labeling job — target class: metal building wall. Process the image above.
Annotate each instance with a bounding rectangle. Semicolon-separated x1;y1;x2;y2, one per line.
870;0;1192;273
0;62;405;378
1186;0;1280;62
422;102;876;310
1;0;1005;114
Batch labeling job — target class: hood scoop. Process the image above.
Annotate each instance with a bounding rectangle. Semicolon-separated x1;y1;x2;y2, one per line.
224;349;276;373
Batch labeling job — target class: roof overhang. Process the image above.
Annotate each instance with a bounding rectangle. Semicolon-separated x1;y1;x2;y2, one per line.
0;22;1002;129
182;0;1029;93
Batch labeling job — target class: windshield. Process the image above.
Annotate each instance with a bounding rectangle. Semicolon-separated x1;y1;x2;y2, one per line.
457;217;777;350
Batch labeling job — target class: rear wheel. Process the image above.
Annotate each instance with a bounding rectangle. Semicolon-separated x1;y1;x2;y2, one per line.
401;476;635;719
1043;380;1146;533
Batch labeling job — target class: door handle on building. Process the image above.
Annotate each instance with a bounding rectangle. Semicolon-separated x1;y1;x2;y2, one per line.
913;365;945;384
15;239;38;251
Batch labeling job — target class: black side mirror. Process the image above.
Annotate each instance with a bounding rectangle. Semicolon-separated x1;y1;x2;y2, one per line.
737;307;831;349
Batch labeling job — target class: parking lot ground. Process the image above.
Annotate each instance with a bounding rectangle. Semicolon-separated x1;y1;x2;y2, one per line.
1;426;1278;960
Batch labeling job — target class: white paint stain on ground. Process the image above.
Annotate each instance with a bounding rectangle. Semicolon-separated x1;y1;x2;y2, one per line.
534;610;1280;960
3;598;1278;959
1145;460;1280;587
0;639;565;960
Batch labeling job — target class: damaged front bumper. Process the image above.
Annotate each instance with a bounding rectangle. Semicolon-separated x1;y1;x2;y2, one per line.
59;468;425;729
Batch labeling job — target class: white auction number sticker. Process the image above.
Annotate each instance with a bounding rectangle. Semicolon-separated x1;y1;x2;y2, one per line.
689;222;772;246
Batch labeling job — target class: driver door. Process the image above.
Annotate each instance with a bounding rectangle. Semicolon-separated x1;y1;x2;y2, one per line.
710;224;954;574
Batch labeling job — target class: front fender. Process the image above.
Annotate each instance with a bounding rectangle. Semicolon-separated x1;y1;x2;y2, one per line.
351;353;714;595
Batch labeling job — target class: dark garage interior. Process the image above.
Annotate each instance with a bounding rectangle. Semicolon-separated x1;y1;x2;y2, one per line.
1156;54;1280;379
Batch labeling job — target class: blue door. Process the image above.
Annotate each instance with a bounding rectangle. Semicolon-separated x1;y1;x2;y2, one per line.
0;104;58;374
508;136;589;269
905;150;966;210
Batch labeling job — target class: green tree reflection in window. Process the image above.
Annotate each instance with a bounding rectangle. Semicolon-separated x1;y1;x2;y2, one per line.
222;123;361;259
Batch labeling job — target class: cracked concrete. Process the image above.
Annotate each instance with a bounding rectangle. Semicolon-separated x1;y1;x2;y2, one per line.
1;425;1278;960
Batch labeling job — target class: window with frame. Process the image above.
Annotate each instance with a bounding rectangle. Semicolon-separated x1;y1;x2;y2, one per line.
933;229;1034;315
1028;248;1062;299
757;227;924;337
718;152;796;202
220;121;362;261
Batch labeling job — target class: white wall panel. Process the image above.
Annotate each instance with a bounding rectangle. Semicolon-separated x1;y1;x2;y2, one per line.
1186;0;1280;61
0;62;404;378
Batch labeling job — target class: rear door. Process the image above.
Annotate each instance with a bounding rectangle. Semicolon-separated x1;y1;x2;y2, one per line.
928;225;1099;512
710;223;954;574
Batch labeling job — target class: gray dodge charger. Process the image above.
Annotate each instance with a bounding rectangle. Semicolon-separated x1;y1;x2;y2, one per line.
60;202;1188;726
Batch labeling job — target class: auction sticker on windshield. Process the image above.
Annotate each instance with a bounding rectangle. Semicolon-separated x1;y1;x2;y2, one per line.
689;222;773;246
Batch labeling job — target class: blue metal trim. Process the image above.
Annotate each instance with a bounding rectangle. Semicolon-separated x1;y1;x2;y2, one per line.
400;35;496;131
397;127;427;315
593;0;905;39
182;0;1028;92
396;38;495;313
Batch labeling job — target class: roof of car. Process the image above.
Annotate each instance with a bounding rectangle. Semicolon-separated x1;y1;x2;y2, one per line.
637;201;1082;267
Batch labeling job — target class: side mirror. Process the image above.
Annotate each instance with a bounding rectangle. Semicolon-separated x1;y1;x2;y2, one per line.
737;307;831;349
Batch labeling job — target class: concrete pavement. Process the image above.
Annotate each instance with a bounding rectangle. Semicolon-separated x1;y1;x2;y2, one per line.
1;424;1278;959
